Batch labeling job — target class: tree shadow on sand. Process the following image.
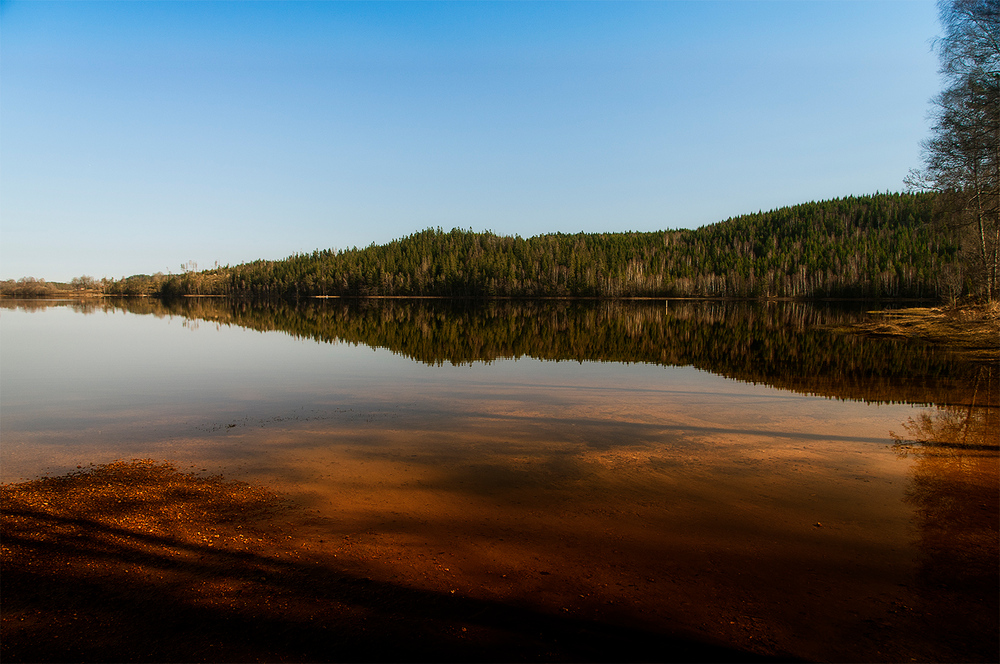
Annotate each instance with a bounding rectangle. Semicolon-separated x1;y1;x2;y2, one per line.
1;460;789;663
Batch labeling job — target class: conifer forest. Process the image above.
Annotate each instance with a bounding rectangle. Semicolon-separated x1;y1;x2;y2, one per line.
90;193;966;301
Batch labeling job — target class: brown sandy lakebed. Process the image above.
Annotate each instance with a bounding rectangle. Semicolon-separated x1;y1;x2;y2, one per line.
0;460;779;663
2;458;997;663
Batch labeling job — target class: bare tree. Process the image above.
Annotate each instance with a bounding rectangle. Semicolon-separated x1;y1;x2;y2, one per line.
908;0;1000;300
70;275;98;291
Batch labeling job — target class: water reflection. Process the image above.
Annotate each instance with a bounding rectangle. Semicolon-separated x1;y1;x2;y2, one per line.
891;400;999;657
2;297;997;660
2;297;988;407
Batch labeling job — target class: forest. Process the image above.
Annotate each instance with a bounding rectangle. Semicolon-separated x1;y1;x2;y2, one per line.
3;3;996;304
0;192;967;300
89;193;963;300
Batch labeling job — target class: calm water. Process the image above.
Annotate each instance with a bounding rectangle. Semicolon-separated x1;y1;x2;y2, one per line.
2;297;996;660
2;298;988;481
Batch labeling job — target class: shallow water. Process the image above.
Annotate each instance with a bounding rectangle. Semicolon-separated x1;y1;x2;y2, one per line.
2;297;996;660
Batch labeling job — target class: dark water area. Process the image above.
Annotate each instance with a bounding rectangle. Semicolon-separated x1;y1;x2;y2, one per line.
1;297;996;661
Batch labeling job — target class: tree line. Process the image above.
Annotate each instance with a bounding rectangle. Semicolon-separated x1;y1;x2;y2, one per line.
4;2;995;304
0;192;978;301
94;192;964;300
0;276;100;298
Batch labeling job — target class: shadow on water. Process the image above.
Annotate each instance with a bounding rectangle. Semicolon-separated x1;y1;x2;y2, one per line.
1;462;788;663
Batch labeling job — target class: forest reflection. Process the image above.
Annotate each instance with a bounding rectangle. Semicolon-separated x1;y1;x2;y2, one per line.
5;296;992;408
891;402;999;652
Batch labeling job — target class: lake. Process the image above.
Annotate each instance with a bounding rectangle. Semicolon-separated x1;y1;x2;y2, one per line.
1;297;997;661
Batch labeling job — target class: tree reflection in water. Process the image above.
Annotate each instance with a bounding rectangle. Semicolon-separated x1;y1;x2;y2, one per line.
4;296;989;408
891;366;998;658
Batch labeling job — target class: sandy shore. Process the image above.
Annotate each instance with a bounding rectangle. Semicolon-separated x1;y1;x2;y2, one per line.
1;460;782;663
3;459;997;663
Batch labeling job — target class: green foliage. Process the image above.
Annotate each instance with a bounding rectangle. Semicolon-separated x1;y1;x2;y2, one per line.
107;192;962;300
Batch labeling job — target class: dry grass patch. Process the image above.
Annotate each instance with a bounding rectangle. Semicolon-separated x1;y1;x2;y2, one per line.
850;302;999;362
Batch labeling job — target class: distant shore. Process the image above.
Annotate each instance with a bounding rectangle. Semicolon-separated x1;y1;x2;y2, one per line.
1;291;944;302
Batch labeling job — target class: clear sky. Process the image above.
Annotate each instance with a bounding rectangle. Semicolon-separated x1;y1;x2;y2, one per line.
1;0;941;282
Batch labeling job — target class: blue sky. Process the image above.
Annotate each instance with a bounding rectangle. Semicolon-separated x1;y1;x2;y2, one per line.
2;0;940;282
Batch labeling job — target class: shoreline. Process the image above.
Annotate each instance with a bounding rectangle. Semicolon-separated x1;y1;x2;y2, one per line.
840;302;1000;363
2;293;945;303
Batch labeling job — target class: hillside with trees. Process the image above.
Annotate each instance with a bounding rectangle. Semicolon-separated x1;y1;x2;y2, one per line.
95;192;964;301
5;3;995;306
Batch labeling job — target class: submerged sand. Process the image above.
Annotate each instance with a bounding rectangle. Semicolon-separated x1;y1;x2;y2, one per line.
2;458;996;663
